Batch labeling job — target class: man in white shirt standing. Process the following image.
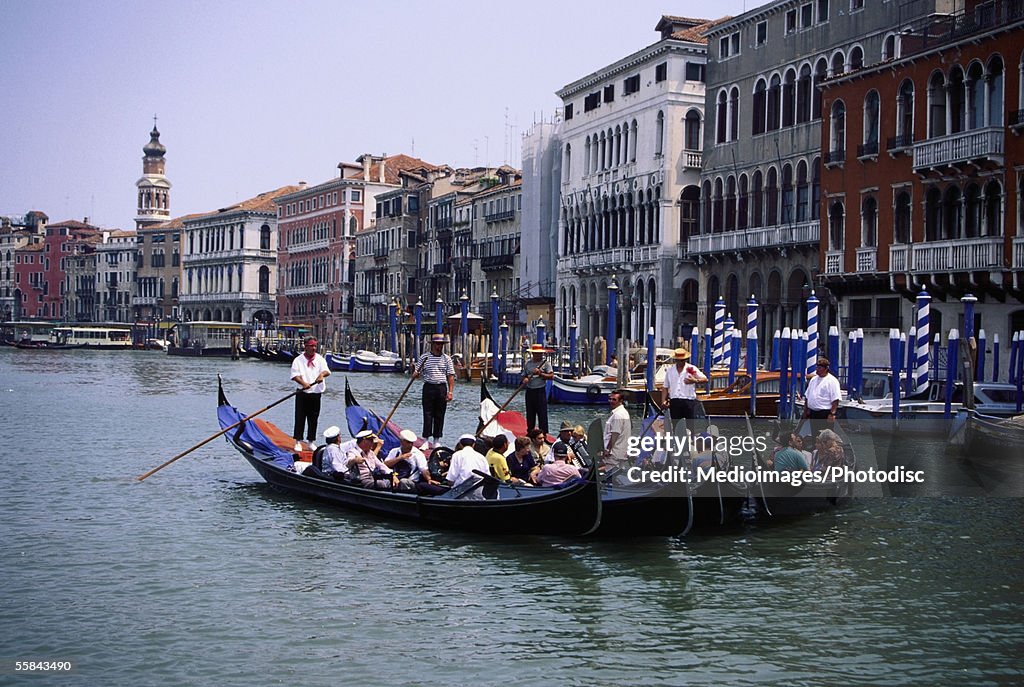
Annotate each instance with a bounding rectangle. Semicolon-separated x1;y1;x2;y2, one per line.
290;336;331;452
803;356;842;432
446;434;491;500
661;347;707;430
602;390;632;470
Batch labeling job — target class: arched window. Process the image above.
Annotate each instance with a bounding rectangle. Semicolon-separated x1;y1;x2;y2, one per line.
729;87;740;140
830;100;846;158
717;91;728;143
829;201;845;250
797;64;812;123
896;79;915;147
753;78;767;135
584;136;591;175
258;266;270;294
767;74;782;131
685;110;702;150
967;61;985;130
811;157;821;220
702;181;713;233
813;58;828;119
894;191;912;244
630;120;638;161
564;143;572;181
725;175;737;231
831;51;845;77
988;55;1005;126
781;164;794;225
260;224;271;250
796;160;809;222
849;45;864;70
752;170;764;228
882;34;897;61
783;68;796;127
713;178;724;232
965;183;982;238
863;90;880;155
949;66;966;134
943;186;962;240
929;71;947;137
679;185;700;244
984;180;1003;237
861;196;878;247
738;174;749;230
766;167;779;226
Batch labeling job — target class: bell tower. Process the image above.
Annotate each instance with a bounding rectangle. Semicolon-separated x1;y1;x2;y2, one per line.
135;116;172;229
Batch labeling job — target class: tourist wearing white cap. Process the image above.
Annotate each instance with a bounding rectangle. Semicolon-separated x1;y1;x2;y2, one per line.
317;425;346;479
445;433;490;499
383;429;442;495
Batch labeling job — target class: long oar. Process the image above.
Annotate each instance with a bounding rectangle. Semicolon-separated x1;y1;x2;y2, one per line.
379;374;416;432
137;388;301;481
477;380;526;436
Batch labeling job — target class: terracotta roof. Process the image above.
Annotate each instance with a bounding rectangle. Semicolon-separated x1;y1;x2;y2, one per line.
343;154;443;185
670;17;730;43
191;185;303;222
49;219;100;230
106;230;137;238
145;212;207;230
19;242;45;252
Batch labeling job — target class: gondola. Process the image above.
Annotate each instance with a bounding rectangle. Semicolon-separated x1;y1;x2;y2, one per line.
961;409;1024;469
13;340;86;350
217;380;602;536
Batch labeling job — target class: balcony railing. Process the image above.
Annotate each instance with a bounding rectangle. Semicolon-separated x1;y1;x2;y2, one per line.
857;141;879;158
481;254;514;270
826;150;845;165
1014;237;1024;269
887;134;914;151
825;250;843;275
910;237;1003;272
287;239;329;255
683;151;702;169
1011;110;1024;128
282;284;329;297
432;262;451;276
913;127;1003;170
687;221;820;255
180;291;273;304
889;244;909;272
484;209;516;223
855;247;877;272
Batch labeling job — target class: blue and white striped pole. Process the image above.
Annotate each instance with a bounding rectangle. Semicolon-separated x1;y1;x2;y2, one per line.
723;313;735;376
805;290;819;376
770;329;780;371
992;333;1000;383
746;295;759;376
977;329;986;382
779;327;791;419
915;289;931;394
945;329;959;419
713;297;726;367
748;328;759;417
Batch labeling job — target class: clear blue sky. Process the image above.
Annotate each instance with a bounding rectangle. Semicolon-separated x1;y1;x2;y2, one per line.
0;0;753;230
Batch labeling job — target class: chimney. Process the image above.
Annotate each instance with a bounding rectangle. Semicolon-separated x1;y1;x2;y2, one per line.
298;181;307;190
378;158;386;183
362;155;372;181
83;217;90;225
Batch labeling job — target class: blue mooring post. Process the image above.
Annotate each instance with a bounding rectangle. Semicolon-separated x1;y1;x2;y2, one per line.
746;295;759;372
703;327;713;392
645;326;656;405
905;326;916;395
729;329;741;387
499;318;509;377
977;329;986;382
389;298;398;355
1017;333;1023;413
945;329;959;419
847;331;856;394
961;294;977;342
569;320;578;378
713;297;726;366
828;326;840;382
992;333;1000;383
747;328;758;417
805;290;819;377
460;290;469;338
770;330;781;371
779;327;791;419
536;317;546;349
889;329;901;423
607;279;619;366
690;327;700;371
790;328;802;418
1010;332;1020;386
435;293;444;336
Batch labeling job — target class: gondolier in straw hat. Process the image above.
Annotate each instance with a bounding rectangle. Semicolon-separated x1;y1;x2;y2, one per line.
661;346;707;431
523;343;554;434
413;333;456;445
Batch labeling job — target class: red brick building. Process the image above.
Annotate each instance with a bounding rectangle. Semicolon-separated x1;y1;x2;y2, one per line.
819;0;1023;372
14;219;100;319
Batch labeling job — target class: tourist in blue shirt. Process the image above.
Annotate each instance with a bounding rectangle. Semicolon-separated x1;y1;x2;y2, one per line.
771;431;810;472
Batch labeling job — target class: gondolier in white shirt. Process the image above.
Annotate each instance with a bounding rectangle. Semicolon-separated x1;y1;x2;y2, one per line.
661;347;707;429
803;356;841;431
413;334;456;445
290;336;330;452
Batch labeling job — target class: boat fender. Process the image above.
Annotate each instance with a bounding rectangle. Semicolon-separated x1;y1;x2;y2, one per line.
586;385;601;400
372;361;381;371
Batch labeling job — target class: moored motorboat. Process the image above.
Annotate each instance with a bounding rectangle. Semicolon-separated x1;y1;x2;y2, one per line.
349;350;404;373
216;380;601;535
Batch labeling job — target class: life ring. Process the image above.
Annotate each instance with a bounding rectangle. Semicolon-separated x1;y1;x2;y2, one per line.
586;385;601;400
372;361;381;371
395;360;405;373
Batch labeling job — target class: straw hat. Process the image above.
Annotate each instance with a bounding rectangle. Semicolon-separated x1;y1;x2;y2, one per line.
529;344;546;354
673;347;691;361
430;334;448;344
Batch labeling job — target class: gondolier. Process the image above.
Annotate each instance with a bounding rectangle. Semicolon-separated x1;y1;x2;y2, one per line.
661;347;707;427
803;356;841;430
413;333;456;444
523;344;554;433
290;337;330;452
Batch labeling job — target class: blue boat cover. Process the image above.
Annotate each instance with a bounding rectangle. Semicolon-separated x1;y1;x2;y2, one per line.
217;403;295;470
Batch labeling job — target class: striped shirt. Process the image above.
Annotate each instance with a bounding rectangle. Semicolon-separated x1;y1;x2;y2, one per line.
416;352;455;384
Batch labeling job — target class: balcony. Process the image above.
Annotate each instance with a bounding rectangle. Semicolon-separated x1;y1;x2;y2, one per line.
282;284;329;297
687;221;820;256
1014;237;1024;269
825;250;843;275
287;238;329;255
887;134;914;155
855;248;877;272
913;127;1003;171
180;291;274;304
484;209;516;223
909;237;1003;272
1011;109;1024;130
683;151;702;169
562;247;636;275
481;254;514;270
857;141;879;159
432;262;451;276
889;244;909;272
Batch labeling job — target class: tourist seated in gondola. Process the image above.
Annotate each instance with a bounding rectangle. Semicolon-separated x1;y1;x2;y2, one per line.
537;442;583;486
446;434;491;499
348;431;414;491
507;436;540;484
568;424;591;469
384;429;445;495
769;431;810;472
691;425;725;471
528;427;551;465
308;425;345;479
485;434;530;486
551;421;580;466
809;429;844;473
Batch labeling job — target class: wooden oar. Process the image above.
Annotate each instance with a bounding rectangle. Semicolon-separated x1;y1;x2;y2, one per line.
137;388;301;481
477;380;526;436
379;374;416;431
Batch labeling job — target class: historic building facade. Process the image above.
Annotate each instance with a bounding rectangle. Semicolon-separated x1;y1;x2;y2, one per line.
819;0;1024;371
94;230;137;322
179;185;298;324
469;174;522;325
696;0;944;354
1;211;48;320
555;16;717;349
